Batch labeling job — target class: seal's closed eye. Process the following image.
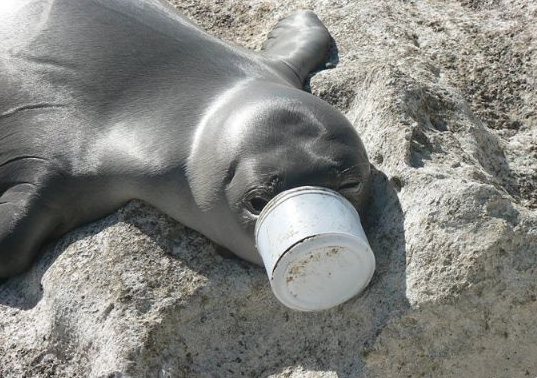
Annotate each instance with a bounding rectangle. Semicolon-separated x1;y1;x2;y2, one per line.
339;181;362;191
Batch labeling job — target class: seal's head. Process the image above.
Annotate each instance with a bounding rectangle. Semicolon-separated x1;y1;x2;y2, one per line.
187;81;370;264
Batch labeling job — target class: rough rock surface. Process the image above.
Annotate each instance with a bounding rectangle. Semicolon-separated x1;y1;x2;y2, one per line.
1;0;536;377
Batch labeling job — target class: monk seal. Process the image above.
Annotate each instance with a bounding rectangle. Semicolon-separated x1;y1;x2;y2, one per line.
0;0;370;278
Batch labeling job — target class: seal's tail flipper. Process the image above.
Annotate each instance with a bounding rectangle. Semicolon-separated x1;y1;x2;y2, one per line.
262;10;332;87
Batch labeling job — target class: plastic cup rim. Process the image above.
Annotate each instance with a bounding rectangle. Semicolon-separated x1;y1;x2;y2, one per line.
254;185;358;240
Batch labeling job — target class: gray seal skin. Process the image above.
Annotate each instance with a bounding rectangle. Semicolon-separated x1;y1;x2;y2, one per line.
0;0;370;278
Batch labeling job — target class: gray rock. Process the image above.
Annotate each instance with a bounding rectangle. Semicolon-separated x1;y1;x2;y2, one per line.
1;0;536;377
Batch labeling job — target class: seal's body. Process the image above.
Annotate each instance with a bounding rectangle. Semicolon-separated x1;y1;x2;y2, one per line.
0;0;370;278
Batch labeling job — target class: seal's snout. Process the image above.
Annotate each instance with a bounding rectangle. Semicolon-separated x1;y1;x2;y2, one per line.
255;186;375;311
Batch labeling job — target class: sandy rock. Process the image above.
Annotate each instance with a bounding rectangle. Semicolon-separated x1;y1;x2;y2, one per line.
1;0;536;377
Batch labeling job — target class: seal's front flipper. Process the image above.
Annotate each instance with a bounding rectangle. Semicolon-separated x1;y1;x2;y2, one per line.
0;179;63;279
262;10;332;87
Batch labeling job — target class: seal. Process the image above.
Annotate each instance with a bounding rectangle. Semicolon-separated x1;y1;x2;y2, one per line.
0;0;370;278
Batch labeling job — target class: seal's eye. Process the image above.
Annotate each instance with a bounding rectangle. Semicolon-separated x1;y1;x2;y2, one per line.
248;196;269;215
339;181;362;191
244;190;270;216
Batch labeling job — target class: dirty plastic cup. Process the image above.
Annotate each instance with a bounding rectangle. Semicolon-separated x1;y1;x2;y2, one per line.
255;186;376;311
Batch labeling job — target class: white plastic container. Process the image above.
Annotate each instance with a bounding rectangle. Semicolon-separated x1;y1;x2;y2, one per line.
255;186;375;311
